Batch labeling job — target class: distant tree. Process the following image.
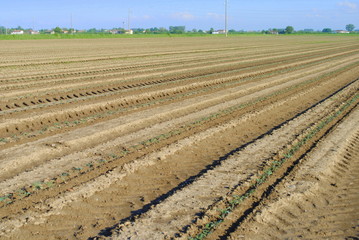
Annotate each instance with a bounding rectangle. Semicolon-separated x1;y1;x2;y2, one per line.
117;28;125;34
54;26;62;34
133;28;145;34
192;28;197;33
228;29;236;33
0;26;6;34
208;27;214;34
322;28;332;33
198;29;204;33
285;26;294;34
346;24;355;32
17;26;24;30
149;27;159;33
87;28;97;33
169;26;185;34
158;27;168;33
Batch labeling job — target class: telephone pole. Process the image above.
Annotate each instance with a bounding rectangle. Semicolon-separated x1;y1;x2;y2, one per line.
128;9;131;30
70;13;74;34
225;0;228;37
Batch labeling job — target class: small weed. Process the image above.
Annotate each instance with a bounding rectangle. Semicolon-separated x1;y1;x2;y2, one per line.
32;181;44;190
45;181;54;188
97;159;107;164
0;196;8;202
86;162;94;168
17;189;31;198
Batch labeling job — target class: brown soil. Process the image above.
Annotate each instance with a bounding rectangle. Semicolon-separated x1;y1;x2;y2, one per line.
228;108;359;240
0;35;358;240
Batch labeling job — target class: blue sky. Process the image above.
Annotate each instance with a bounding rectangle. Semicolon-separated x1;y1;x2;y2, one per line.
0;0;358;31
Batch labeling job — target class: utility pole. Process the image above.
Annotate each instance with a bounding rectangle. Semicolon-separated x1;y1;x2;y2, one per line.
128;9;131;30
225;0;228;37
70;13;74;34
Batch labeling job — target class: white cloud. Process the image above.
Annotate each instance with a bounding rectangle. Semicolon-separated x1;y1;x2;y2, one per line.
338;1;358;10
171;12;195;21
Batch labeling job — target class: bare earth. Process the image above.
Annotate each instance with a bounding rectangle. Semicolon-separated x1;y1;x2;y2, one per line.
0;35;358;240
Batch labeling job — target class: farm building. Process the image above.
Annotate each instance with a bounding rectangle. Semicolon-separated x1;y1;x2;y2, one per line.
212;30;226;34
10;30;24;35
335;30;350;33
29;30;40;35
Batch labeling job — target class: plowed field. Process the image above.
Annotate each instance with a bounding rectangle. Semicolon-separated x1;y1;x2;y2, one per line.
0;36;358;240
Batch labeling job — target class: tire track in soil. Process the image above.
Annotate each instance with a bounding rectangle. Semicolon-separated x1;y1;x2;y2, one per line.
228;109;359;240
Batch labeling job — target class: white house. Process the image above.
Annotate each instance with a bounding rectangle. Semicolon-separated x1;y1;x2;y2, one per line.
212;30;226;34
125;29;133;34
335;30;350;34
11;30;24;35
109;30;119;34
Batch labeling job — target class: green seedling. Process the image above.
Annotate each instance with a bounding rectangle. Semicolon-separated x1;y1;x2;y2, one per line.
32;181;44;190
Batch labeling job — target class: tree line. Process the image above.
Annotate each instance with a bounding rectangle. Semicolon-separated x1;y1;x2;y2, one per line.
0;24;356;35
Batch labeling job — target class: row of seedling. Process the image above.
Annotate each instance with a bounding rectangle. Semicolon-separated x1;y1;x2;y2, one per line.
3;45;345;116
1;63;354;207
0;77;286;207
188;93;359;240
0;158;108;208
4;50;350;143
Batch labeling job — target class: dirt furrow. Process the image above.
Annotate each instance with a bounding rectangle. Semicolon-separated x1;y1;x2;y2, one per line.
2;44;357;101
0;67;357;240
0;36;358;240
0;42;353;88
228;108;359;240
0;59;356;188
1;49;357;145
92;71;358;240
